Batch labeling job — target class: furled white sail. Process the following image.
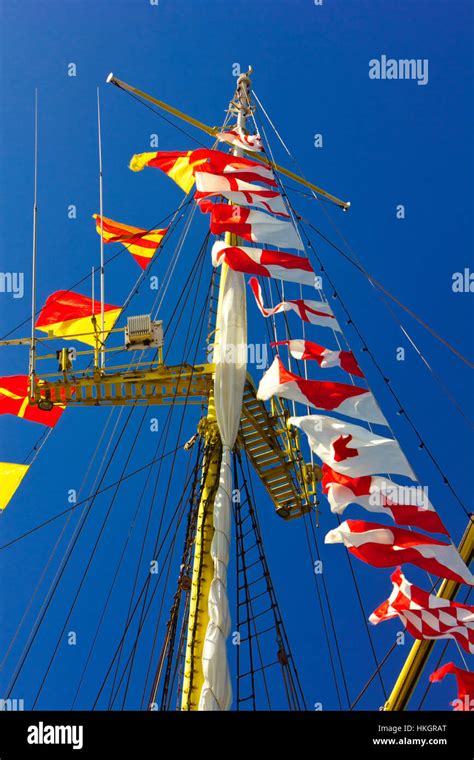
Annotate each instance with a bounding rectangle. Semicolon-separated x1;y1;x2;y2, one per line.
199;265;247;711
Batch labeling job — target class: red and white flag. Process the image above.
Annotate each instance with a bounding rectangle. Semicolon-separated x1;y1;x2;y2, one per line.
216;128;264;153
249;278;342;332
429;662;474;710
326;521;474;585
289;414;414;478
258;357;387;425
212;242;315;286
195;149;277;187
322;465;448;535
273;339;364;378
195;172;288;216
200;201;303;250
370;568;474;652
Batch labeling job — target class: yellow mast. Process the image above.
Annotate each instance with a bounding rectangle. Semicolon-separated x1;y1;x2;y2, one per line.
180;397;222;709
383;518;474;711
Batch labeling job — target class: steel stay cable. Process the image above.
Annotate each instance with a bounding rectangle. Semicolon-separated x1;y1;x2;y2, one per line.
3;402;137;700
114;450;202;709
92;449;213;709
0;405;118;675
234;455;257;710
252;88;472;370
299;217;474;418
303;210;474;371
300;509;351;709
106;243;211;703
0;199;193;485
239;451;307;709
0;201;191;342
106;404;178;707
0;443;186;552
109;239;211;706
293;221;472;522
1;232;210;579
104;257;211;707
252;95;471;428
30;406;151;708
143;440;203;710
70;402;187;708
350;642;398;710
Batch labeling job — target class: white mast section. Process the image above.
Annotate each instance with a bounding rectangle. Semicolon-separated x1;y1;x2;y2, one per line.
97;87;105;368
28;89;38;399
198;70;253;711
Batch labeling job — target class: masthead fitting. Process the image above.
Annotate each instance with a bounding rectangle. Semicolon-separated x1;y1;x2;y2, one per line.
106;72;114;84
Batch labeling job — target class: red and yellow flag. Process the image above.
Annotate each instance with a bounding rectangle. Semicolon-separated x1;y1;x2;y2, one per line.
0;375;64;427
129;150;208;193
0;462;30;510
93;215;168;270
35;291;121;347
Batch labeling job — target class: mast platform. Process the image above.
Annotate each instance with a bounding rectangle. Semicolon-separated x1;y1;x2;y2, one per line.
35;362;318;520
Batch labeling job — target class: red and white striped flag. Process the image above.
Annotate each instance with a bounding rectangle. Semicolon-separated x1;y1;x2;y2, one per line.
326;521;474;585
212;242;315;286
196;149;277;187
321;465;448;535
195;172;288;216
258;357;387;425
429;662;474;710
216;128;264;153
273;339;364;378
200;201;303;250
249;278;342;332
289;414;415;478
370;568;474;652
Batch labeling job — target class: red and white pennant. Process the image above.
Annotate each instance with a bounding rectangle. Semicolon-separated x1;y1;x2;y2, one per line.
212;242;315;286
289;415;415;478
370;567;474;652
200;201;303;250
273;339;364;378
194;149;277;187
195;172;289;216
322;465;447;535
249;278;342;332
429;662;474;711
258;357;387;425
216;128;264;153
326;521;474;586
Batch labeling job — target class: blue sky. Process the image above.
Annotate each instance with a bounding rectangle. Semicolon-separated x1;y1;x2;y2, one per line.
0;0;472;711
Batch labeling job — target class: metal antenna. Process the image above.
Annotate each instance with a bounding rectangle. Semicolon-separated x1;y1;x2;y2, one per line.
28;89;38;398
97;87;105;369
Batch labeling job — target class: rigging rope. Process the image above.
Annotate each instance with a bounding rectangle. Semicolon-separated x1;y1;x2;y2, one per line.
96;257;212;708
253;88;473;370
0;202;191;342
3;403;137;701
279;215;473;524
237;451;308;710
110;238;211;708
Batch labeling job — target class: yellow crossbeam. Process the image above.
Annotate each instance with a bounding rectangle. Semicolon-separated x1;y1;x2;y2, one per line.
106;74;350;210
36;363;313;520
